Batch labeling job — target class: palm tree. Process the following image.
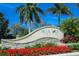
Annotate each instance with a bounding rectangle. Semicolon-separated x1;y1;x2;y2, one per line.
16;3;44;33
47;3;72;26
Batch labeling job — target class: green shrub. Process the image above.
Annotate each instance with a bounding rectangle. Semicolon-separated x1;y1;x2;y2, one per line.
32;44;42;48
0;47;1;50
67;43;79;50
25;43;57;48
60;18;79;43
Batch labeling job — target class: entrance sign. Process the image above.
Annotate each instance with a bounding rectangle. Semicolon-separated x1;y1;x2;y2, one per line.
2;26;64;48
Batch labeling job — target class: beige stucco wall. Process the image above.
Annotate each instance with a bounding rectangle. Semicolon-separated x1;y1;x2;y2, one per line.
2;26;64;48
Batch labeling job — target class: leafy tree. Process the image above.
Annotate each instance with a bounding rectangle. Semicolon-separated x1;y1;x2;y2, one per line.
16;3;45;33
60;18;79;43
11;24;28;37
47;3;72;26
0;12;9;41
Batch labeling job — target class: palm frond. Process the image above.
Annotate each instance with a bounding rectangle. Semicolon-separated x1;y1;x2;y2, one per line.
61;6;72;16
33;3;39;6
29;11;33;22
33;9;41;24
19;13;25;24
16;5;25;13
47;7;53;12
54;3;64;9
35;7;45;15
19;9;26;24
76;3;79;8
47;7;57;13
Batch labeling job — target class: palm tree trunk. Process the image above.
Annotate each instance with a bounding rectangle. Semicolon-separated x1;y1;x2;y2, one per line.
58;14;60;27
28;20;31;33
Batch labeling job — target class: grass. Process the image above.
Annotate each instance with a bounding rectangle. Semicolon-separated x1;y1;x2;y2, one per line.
1;43;58;50
67;43;79;50
25;43;57;48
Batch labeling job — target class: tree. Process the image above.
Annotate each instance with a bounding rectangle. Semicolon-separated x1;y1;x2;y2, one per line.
47;3;72;26
16;3;44;33
60;18;79;43
11;24;28;37
76;3;79;8
0;12;9;41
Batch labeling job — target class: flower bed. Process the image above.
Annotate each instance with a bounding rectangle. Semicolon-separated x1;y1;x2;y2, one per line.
0;45;72;56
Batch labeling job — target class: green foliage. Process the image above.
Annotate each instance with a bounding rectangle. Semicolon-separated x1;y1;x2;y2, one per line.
76;3;79;8
45;43;57;46
16;3;44;32
11;24;28;37
0;12;9;41
0;47;1;50
68;43;79;50
47;3;72;26
32;44;42;48
25;43;57;48
60;18;79;43
60;18;79;35
1;43;57;49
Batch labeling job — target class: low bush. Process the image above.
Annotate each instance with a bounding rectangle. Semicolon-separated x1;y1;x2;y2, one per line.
60;18;79;43
67;44;79;50
25;43;57;48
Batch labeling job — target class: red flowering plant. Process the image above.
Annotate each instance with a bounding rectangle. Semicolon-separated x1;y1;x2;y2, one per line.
0;44;72;56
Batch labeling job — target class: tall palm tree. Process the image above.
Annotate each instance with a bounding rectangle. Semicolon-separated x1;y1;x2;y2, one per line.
16;3;44;33
47;3;72;26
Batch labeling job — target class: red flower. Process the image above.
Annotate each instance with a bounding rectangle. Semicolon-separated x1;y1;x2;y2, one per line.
0;45;72;56
26;48;31;56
